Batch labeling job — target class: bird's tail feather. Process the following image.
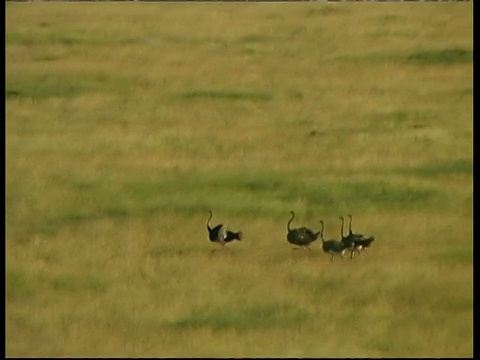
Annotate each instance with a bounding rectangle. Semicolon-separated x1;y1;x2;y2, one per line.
225;230;243;242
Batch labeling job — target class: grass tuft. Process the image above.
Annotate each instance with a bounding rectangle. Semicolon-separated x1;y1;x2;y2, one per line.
406;48;473;65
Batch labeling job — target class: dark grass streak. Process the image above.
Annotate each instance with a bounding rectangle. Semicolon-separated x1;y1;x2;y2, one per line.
178;89;274;102
168;303;308;332
406;48;472;65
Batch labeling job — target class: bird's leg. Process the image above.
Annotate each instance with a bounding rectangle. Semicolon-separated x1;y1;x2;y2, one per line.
212;243;228;253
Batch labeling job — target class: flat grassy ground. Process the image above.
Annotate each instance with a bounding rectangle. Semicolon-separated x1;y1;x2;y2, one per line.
6;2;473;357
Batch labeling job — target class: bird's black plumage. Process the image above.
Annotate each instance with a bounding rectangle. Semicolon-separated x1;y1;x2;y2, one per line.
206;210;242;248
340;214;375;259
320;220;348;260
286;211;320;249
224;229;243;243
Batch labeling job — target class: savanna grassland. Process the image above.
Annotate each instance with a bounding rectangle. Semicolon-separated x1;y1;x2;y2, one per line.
5;2;473;357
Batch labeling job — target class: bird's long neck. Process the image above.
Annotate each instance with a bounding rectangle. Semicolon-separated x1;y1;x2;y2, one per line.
340;217;345;239
319;221;324;242
348;215;353;235
287;212;295;232
207;210;213;231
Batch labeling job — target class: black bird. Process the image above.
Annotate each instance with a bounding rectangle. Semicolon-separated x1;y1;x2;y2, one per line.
320;220;348;261
347;214;375;255
286;211;320;250
339;216;356;252
206;210;242;249
340;214;375;259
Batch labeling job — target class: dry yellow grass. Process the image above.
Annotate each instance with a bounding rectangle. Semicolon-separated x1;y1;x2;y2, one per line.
6;2;472;357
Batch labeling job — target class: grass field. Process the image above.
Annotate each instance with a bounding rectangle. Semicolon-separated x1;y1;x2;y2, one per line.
6;2;473;357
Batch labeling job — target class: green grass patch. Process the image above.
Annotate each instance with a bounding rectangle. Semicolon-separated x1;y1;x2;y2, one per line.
169;303;308;332
330;51;401;65
147;246;201;259
6;71;106;100
43;273;109;294
332;47;472;67
336;180;438;208
177;89;274;102
6;269;36;301
6;70;148;100
397;159;472;177
458;87;473;96
6;79;92;100
305;6;349;17
6;27;141;46
374;14;402;23
238;34;274;44
365;108;435;130
430;248;472;264
387;276;473;314
29;170;445;234
406;48;473;65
